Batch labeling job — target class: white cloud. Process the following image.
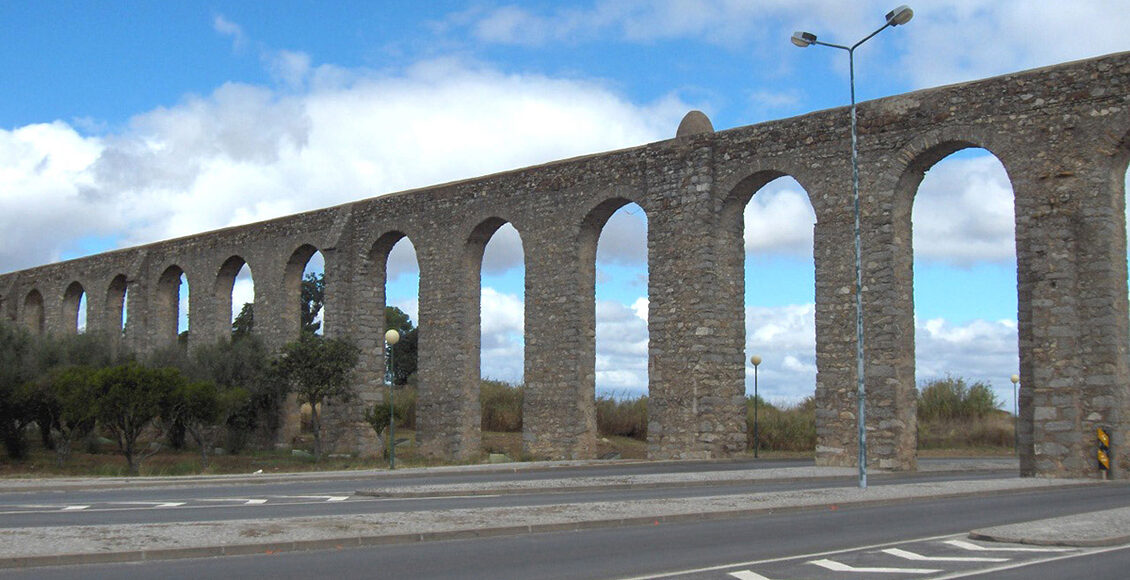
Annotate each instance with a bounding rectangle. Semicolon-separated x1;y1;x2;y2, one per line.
913;152;1015;266
744;177;815;256
596;298;650;395
480;286;525;383
0;56;687;277
595;204;648;266
916;316;1019;410
745;303;816;404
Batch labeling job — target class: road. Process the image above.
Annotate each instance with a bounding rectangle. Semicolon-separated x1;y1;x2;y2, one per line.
0;459;1008;528
1;475;1126;579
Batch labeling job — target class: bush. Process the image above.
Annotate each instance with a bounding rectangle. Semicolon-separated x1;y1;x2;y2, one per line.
596;393;648;440
481;380;522;432
746;396;816;452
918;376;1002;421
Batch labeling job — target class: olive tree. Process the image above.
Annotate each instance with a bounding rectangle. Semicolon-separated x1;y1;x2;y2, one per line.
273;333;360;461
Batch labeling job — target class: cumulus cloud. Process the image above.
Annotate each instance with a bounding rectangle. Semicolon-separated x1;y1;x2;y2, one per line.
480;286;525;383
913;152;1015;266
595;298;650;394
0;56;687;276
916;317;1019;410
744;177;815;256
454;1;1130;92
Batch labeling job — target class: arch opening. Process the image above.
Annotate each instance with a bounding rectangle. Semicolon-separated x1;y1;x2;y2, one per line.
384;234;420;387
63;281;87;334
285;245;325;336
588;200;650;411
908;146;1018;451
473;220;525;433
216;256;255;339
107;275;128;335
157;265;190;346
730;174;818;455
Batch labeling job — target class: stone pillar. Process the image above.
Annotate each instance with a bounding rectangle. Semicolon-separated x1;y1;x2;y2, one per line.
523;224;597;459
646;141;746;459
1015;144;1130;479
415;241;481;461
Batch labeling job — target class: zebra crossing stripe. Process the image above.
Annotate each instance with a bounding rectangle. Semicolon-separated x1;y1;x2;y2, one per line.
61;505;89;511
809;559;941;574
882;547;1009;562
943;539;1077;553
727;571;775;580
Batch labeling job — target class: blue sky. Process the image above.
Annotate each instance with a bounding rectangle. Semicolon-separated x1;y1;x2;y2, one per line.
2;1;1128;408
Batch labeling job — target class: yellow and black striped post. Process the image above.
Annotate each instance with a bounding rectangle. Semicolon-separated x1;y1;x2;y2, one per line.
1098;427;1111;477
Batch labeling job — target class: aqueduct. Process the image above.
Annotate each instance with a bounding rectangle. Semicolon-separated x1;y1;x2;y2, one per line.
2;52;1129;478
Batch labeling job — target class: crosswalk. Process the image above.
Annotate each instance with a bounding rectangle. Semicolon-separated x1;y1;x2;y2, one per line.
720;535;1086;579
0;494;355;515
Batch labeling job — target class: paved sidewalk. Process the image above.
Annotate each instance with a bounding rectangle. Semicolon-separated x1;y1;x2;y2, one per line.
972;506;1130;547
0;460;1107;570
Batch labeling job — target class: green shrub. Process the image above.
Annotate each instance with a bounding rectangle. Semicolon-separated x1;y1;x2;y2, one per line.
918;376;1002;421
596;393;648;440
746;396;816;452
480;380;522;432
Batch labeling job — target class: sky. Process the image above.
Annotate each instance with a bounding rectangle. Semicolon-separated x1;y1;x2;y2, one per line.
2;1;1128;409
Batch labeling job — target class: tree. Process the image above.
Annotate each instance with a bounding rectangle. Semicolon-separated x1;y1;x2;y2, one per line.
24;366;99;466
364;398;406;459
167;380;248;469
191;335;279;451
231;303;254;340
273;333;360;461
384;306;418;385
95;363;185;475
0;321;37;459
301;272;325;335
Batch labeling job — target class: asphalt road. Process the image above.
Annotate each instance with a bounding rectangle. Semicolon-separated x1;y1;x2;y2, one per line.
3;482;1126;579
0;461;1011;528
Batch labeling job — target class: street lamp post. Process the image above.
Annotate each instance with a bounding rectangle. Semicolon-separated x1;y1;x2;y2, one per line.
385;329;400;470
1010;373;1020;454
751;355;762;458
791;5;914;490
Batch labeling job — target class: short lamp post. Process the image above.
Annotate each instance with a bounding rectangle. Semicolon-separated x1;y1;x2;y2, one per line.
385;329;400;470
1010;373;1020;454
751;355;762;458
791;4;914;490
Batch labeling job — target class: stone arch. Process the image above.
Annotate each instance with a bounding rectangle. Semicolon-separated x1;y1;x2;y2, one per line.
580;196;649;449
284;244;322;336
890;130;1021;468
62;281;87;334
156;265;188;345
22;289;44;335
106;274;128;335
215;255;254;339
720;169;819;455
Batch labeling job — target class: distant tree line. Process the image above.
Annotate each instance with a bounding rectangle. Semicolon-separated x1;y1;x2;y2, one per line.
0;273;422;472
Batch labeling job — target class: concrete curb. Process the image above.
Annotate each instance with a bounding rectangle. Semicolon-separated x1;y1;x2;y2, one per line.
970;505;1130;547
0;479;1100;570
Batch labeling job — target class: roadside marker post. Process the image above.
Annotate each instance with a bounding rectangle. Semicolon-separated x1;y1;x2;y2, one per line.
1098;426;1111;479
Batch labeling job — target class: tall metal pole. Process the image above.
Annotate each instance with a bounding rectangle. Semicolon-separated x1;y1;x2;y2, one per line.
389;345;396;470
385;329;400;470
791;6;912;490
752;355;762;458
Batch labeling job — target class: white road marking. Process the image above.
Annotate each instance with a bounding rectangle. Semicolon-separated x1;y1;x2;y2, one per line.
727;571;775;580
199;498;268;505
943;539;1077;552
612;533;961;580
61;505;89;511
929;542;1130;579
881;547;1009;562
809;559;941;574
112;501;187;508
272;495;350;502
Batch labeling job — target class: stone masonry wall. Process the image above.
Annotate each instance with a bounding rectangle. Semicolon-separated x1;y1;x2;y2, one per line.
2;52;1128;476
